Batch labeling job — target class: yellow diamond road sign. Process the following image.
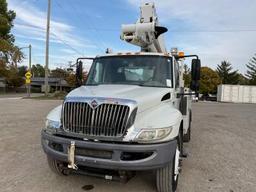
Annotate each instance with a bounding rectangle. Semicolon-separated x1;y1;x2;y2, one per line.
25;71;32;79
25;78;31;84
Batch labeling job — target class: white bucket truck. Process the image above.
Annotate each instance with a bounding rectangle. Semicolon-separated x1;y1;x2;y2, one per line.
41;3;201;192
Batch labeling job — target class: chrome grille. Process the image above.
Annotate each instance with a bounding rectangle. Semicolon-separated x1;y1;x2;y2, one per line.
62;102;130;137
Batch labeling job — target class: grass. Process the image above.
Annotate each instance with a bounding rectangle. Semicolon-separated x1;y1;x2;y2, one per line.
25;91;67;100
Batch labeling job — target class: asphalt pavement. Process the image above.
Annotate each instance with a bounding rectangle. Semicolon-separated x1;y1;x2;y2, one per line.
0;99;255;192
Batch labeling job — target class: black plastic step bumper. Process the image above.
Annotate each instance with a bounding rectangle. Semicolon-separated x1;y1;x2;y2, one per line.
41;130;177;171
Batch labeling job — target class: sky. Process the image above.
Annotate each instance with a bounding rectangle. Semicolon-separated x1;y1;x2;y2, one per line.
8;0;256;74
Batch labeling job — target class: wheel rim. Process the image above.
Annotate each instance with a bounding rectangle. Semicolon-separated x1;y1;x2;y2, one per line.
174;145;180;181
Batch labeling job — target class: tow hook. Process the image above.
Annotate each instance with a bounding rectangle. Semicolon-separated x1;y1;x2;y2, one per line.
68;141;78;170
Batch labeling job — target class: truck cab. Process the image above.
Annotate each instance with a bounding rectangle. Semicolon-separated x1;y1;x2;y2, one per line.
41;3;200;192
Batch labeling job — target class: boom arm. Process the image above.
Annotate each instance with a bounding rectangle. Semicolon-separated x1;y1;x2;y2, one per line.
121;3;168;53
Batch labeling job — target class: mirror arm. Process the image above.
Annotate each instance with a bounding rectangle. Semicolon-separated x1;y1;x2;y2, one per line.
76;57;95;64
69;57;95;68
177;92;199;99
177;92;197;97
176;54;199;60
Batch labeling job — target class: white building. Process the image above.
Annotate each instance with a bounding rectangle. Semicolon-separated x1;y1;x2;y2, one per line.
217;84;256;103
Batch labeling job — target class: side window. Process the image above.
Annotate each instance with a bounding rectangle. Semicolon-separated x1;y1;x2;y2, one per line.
166;59;172;87
175;60;179;88
93;62;102;82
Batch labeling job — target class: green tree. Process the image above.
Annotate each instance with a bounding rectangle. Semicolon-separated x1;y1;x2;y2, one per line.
65;73;76;87
0;0;16;43
0;0;25;89
9;46;24;67
31;64;45;77
17;65;27;77
50;68;69;79
50;68;88;87
200;67;221;94
183;64;191;88
216;60;239;84
50;68;83;87
0;62;8;77
6;66;24;89
0;0;24;66
237;73;248;85
246;54;256;85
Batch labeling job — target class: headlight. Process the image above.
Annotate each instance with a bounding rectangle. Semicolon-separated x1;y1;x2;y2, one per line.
136;127;172;142
45;119;60;134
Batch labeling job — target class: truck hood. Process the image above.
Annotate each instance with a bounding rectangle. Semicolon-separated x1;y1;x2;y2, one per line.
66;85;172;113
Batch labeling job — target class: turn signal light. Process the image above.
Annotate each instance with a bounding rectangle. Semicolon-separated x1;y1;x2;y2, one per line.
178;52;185;57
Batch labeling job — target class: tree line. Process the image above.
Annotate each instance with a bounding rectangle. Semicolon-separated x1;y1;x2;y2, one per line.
0;0;78;89
0;0;24;88
0;63;78;88
1;0;256;94
2;57;255;93
184;58;256;94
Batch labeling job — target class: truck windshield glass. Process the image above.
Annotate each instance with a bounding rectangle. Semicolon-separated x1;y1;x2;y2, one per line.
86;56;173;88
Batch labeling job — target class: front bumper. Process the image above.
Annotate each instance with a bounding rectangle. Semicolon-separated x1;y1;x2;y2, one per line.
41;130;177;171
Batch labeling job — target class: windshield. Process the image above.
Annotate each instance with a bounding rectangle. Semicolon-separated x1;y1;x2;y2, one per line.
86;56;173;88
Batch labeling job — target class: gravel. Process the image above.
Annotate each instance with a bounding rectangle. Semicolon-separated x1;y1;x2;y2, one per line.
0;99;255;192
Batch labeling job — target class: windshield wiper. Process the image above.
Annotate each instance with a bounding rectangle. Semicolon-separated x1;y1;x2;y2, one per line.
138;83;169;88
85;83;99;86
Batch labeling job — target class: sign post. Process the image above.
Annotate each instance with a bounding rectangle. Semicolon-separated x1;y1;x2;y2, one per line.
25;71;32;97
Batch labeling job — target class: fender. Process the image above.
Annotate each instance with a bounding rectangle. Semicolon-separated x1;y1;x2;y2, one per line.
46;105;62;122
134;102;183;141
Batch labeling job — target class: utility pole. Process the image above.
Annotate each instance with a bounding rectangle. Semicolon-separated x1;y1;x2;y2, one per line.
20;45;32;97
44;0;51;96
28;44;32;97
29;44;31;70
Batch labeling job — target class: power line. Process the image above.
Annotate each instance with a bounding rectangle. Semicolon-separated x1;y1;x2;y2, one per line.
54;0;63;9
17;23;84;56
167;29;256;33
50;31;84;56
18;22;256;33
54;0;106;52
51;1;86;55
26;26;256;33
49;27;256;33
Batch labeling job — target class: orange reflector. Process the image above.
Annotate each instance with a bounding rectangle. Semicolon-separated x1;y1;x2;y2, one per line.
178;52;185;57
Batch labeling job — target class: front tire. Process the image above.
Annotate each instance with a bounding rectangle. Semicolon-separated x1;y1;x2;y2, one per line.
47;156;69;176
156;139;181;192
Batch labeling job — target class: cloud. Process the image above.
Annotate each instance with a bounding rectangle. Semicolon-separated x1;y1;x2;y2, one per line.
60;48;78;55
127;0;256;27
127;0;256;73
8;0;101;69
8;0;93;49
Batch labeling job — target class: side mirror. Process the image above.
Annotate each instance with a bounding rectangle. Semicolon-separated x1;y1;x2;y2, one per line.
75;61;83;87
190;59;201;92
